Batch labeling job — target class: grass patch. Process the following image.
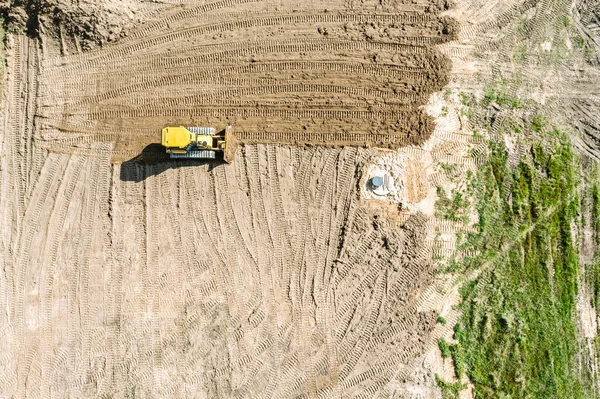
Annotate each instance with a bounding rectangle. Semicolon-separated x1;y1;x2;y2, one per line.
438;338;452;359
592;183;600;244
447;131;587;398
435;374;466;399
482;80;524;109
531;114;545;133
435;187;470;224
438;162;457;174
586;262;600;310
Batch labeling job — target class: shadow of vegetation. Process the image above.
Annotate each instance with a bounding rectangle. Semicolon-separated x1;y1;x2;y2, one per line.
119;143;226;182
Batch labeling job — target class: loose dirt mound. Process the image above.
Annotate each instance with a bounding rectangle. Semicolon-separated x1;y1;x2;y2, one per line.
1;0;151;48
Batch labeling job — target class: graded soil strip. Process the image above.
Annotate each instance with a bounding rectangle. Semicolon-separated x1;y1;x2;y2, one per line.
34;1;455;159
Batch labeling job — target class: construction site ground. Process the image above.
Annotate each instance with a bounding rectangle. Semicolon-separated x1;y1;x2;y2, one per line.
1;0;599;397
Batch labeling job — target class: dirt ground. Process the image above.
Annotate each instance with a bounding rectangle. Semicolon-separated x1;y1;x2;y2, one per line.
0;1;461;396
27;0;456;160
2;0;597;397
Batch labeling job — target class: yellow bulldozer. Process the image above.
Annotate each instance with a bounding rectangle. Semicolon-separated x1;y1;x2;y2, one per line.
161;125;236;163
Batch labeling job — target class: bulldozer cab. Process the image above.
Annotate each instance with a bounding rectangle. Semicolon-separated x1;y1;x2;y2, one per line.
161;125;236;163
162;126;194;149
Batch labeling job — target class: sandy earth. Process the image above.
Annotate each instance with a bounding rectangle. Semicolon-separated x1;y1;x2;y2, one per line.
28;0;456;160
1;0;598;397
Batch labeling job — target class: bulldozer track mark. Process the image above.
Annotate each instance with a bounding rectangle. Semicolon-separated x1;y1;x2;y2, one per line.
387;262;432;306
221;158;266;337
106;165;124;387
146;174;162;370
73;36;429;75
126;0;267;39
22;41;41;205
0;36;24;331
59;59;429;105
87;107;411;122
237;131;410;147
213;166;258;266
39;155;87;397
111;84;421;106
177;173;216;308
304;150;339;304
338;272;386;381
334;264;383;348
458;0;538;41
333;230;378;289
370;308;418;348
323;154;359;290
13;154;69;396
289;150;317;302
265;146;292;289
243;145;275;253
45;13;431;70
7;36;29;220
15;347;40;397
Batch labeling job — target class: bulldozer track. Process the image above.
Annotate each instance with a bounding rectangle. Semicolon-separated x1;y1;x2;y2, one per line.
43;38;429;79
44;39;430;84
7;36;26;219
127;0;268;39
54;60;430;105
87;107;410;121
116;85;421;106
265;145;292;294
235;131;411;146
13;154;69;396
55;97;417;121
44;13;432;70
38;155;86;397
128;7;432;42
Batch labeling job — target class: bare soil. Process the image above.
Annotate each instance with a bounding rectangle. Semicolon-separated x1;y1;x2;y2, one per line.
20;0;457;161
0;0;461;397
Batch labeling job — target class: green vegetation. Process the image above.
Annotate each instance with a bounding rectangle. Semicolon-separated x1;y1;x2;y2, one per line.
482;80;525;109
438;162;457;175
592;182;600;242
438;338;452;359
587;263;600;309
459;92;472;106
446;130;588;398
435;374;466;399
433;3;600;397
531;114;544;133
437;315;447;325
444;88;453;100
435;187;470;224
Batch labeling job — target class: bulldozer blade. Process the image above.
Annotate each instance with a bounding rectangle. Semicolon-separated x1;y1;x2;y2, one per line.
224;127;238;163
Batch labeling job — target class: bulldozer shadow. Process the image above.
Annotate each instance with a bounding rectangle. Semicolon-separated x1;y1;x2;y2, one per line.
119;143;226;182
